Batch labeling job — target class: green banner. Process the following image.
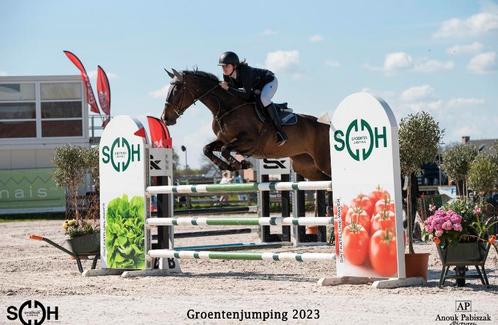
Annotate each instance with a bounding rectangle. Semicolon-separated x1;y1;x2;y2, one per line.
0;168;65;212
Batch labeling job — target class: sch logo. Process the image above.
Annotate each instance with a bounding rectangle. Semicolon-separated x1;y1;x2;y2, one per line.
101;137;141;172
6;300;58;325
333;119;388;161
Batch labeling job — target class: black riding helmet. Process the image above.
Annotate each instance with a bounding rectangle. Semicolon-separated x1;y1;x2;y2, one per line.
218;51;239;66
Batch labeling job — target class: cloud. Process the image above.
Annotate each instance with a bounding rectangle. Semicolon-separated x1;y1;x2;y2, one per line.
366;52;453;74
88;70;118;79
446;42;483;55
325;60;340;68
309;34;323;42
0;71;7;76
467;51;497;73
446;98;485;108
413;59;454;72
264;50;300;74
400;85;434;102
149;85;169;99
383;52;414;72
262;29;278;36
434;12;498;38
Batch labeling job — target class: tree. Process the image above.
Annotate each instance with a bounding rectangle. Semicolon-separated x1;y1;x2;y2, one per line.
53;145;88;221
399;111;443;254
468;154;498;197
441;144;478;196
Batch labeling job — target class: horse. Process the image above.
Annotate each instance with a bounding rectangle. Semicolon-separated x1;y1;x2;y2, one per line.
161;68;331;181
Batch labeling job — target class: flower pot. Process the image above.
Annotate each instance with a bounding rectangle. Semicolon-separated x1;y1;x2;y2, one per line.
404;253;430;281
64;232;100;255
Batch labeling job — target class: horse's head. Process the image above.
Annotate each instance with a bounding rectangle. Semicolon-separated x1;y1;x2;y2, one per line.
161;69;195;126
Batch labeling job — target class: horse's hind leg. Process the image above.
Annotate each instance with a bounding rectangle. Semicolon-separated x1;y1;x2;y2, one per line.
291;154;330;181
203;140;231;171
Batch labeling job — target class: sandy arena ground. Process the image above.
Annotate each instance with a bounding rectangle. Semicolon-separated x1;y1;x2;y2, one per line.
1;216;497;325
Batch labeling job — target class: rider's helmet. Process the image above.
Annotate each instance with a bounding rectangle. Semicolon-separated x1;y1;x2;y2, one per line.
218;51;240;66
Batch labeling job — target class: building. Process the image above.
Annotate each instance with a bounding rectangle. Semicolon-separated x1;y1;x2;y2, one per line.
0;75;89;214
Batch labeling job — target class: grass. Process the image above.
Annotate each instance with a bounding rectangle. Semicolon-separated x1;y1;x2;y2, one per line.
0;212;65;223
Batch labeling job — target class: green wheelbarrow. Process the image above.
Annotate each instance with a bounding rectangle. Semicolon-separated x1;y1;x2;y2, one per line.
29;234;100;273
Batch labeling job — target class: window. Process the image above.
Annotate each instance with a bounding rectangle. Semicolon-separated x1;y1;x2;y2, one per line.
0;83;36;138
0;80;84;140
41;82;83;138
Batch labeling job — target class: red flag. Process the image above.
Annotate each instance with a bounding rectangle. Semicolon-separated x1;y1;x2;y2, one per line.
147;116;172;148
134;127;147;138
63;50;100;114
96;65;111;116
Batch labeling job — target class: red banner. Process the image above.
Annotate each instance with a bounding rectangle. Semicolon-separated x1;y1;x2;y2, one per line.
147;116;172;148
63;50;100;114
97;65;111;116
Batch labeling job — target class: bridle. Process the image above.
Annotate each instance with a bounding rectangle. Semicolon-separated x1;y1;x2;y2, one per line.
163;72;252;131
164;76;218;118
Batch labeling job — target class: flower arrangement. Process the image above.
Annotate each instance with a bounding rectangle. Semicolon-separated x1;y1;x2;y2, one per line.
423;198;497;247
63;219;99;239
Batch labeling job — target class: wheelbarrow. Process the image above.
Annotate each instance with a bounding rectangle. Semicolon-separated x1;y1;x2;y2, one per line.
29;234;100;273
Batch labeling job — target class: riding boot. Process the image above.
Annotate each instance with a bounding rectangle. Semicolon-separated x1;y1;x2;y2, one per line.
266;103;288;146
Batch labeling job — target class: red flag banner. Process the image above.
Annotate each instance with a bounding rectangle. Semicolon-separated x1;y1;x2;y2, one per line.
97;65;111;116
63;50;100;114
147;116;172;148
134;127;147;138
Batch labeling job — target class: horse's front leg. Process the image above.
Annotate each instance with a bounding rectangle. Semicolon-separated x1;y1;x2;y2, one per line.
203;140;231;171
221;138;253;170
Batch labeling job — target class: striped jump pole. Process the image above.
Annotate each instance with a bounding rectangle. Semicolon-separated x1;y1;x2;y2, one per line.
147;216;333;227
146;181;332;196
148;249;335;262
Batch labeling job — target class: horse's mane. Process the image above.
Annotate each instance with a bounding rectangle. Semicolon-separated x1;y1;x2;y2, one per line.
182;69;219;82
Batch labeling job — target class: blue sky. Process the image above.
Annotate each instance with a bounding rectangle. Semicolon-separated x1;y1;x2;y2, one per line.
1;0;497;168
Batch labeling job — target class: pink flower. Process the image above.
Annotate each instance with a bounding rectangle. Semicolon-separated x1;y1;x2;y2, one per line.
473;207;481;215
442;220;453;231
435;230;443;237
434;223;443;231
449;214;462;224
453;224;463;232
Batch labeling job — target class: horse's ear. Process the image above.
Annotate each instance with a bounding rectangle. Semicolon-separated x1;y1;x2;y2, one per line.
172;68;182;81
164;68;174;79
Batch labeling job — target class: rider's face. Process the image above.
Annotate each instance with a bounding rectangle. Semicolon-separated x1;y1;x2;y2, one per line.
222;64;235;76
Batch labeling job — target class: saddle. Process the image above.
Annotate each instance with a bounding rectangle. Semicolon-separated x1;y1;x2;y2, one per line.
254;102;298;126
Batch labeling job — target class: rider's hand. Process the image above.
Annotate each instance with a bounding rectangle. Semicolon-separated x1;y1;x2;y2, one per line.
219;81;229;90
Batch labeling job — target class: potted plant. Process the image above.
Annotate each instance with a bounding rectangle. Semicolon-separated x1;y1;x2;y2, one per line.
423;198;497;287
398;111;443;279
63;219;100;255
53;145;100;255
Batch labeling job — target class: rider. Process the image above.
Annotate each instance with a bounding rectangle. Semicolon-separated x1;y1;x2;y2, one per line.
218;51;287;146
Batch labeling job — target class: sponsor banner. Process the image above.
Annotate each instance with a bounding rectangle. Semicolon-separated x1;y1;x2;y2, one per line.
149;148;173;177
99;116;147;269
0;168;65;213
330;92;405;278
258;158;291;175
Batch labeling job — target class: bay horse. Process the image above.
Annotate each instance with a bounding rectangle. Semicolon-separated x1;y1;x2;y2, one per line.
161;69;331;181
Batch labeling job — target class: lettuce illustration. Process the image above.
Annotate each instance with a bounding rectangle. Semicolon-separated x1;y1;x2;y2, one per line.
105;195;145;269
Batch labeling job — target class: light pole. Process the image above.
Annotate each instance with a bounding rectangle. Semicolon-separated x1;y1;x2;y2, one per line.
181;145;188;170
438;142;445;186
